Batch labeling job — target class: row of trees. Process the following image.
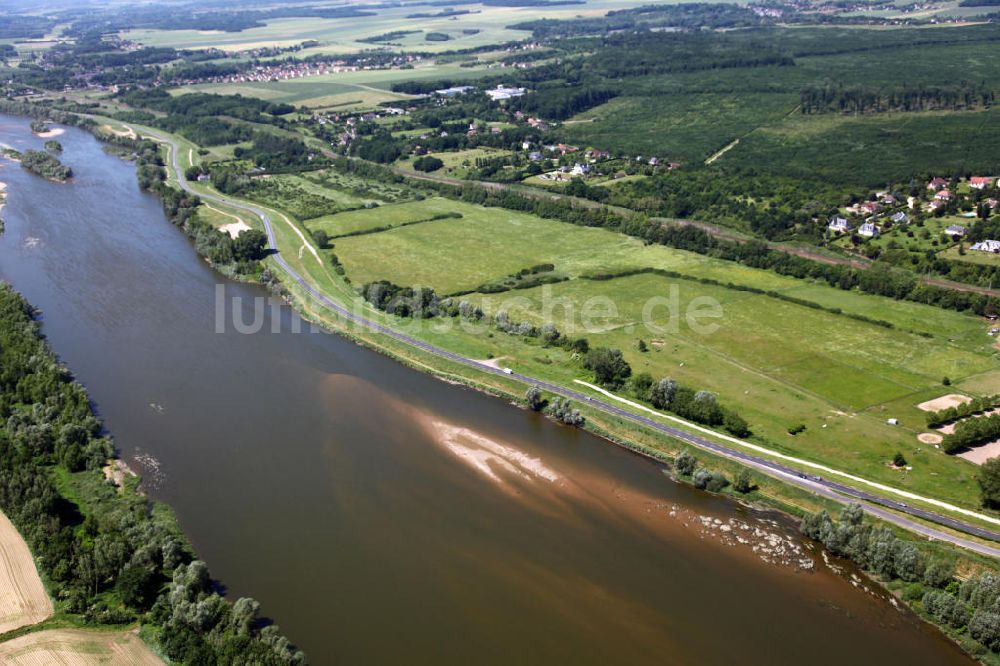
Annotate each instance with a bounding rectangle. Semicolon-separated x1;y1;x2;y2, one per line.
942;413;1000;454
800;83;995;115
582;347;751;437
802;504;1000;655
926;395;1000;427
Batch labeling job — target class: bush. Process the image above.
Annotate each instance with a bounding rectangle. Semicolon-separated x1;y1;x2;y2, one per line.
583;347;632;389
675;450;696;476
413;155;444;172
734;469;753;493
525;386;545;411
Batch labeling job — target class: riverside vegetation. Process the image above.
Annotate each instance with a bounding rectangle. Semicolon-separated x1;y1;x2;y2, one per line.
0;283;304;663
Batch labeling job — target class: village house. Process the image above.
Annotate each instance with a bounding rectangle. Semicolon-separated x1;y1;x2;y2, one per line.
972;240;1000;253
434;85;474;97
890;211;909;224
970;176;997;190
571;163;591;176
927;177;948;191
945;224;967;237
486;85;526;101
858;221;879;238
828;216;851;233
934;189;954;201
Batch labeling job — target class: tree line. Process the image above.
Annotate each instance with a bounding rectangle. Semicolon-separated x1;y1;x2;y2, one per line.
800;83;995;114
802;503;1000;656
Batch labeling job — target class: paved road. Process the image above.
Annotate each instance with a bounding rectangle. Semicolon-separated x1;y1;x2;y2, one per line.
146;128;1000;558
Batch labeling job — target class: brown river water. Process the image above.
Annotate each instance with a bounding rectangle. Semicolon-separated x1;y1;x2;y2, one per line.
0;115;974;664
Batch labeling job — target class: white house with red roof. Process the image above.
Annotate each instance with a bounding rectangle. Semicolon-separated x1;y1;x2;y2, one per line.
971;177;997;190
927;177;948;191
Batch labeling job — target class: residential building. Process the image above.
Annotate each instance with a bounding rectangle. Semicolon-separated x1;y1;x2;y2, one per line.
858;222;879;238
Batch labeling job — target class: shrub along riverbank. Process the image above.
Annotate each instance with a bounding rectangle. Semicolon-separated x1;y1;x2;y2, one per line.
802;503;1000;662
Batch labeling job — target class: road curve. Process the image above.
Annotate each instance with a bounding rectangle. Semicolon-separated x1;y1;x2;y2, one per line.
144;127;1000;559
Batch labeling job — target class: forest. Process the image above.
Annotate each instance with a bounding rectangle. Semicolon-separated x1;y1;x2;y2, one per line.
800;83;995;114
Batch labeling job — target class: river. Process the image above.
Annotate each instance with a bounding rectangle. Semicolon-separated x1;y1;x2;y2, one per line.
0;115;974;665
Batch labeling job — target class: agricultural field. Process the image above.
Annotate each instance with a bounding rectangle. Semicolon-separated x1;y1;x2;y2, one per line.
169;62;493;109
0;629;161;665
315;196;1000;506
121;0;652;55
0;511;52;634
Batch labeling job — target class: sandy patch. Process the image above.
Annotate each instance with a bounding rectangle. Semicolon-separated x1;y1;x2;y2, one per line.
0;511;53;634
959;439;1000;465
429;420;559;485
917;432;943;445
476;357;507;369
34;128;64;139
917;394;972;412
0;629;161;665
102;459;137;492
205;204;252;239
220;221;251;239
102;125;136;140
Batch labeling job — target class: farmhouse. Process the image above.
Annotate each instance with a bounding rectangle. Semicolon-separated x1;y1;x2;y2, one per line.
858;222;879;238
848;200;880;215
434;85;473;97
945;225;967;236
486;85;526;101
971;240;1000;253
828;216;851;233
971;177;997;190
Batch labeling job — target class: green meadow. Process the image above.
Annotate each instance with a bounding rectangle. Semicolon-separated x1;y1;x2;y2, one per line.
299;197;1000;507
169;63;493;108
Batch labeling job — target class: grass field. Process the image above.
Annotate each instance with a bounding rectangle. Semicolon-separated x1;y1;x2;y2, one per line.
397;147;515;178
307;196;459;237
169;62;493;109
0;629;161;665
0;511;51;634
122;1;652;55
309;196;1000;507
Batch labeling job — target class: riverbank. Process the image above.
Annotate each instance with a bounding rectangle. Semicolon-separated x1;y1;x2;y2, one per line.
110;120;1000;540
0;110;983;665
